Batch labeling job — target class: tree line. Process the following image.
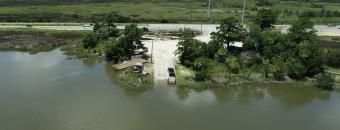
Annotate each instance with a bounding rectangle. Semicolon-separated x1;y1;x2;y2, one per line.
83;14;148;63
176;8;336;90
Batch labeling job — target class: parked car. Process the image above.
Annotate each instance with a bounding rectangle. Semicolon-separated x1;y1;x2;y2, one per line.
168;67;176;84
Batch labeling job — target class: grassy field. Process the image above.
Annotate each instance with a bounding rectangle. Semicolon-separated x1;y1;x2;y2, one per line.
0;1;339;23
319;36;340;51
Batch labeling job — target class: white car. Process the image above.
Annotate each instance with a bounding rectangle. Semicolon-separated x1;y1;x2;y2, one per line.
82;24;91;28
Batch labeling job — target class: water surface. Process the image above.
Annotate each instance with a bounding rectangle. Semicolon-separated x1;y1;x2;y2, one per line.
0;50;339;130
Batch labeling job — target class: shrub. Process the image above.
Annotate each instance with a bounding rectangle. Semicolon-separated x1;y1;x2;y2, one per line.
324;49;340;68
314;72;335;90
195;70;209;81
83;32;97;49
256;0;274;6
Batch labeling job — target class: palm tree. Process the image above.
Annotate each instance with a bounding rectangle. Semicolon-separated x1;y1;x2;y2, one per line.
225;56;240;82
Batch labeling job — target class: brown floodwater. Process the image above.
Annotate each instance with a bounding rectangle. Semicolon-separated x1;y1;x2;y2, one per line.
0;49;339;130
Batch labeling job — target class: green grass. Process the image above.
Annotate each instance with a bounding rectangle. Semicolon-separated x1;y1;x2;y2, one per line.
319;36;340;52
319;36;340;42
328;67;340;74
175;63;223;90
105;62;154;90
0;1;339;23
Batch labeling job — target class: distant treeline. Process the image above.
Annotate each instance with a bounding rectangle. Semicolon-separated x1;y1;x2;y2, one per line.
0;13;183;23
300;9;340;18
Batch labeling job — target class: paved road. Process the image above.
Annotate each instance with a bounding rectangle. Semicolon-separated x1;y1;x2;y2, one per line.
143;39;178;82
1;24;339;38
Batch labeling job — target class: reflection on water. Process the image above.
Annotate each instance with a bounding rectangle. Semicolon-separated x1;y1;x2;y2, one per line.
82;57;97;69
175;87;190;101
1;50;340;130
176;84;330;108
236;86;265;105
267;85;330;108
212;87;235;102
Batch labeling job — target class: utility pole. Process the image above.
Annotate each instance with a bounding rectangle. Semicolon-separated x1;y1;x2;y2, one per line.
151;40;154;63
208;0;211;20
323;8;327;20
201;24;203;33
242;0;246;24
190;2;193;21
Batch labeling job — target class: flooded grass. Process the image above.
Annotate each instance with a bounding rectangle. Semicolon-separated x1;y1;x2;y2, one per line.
0;28;89;53
104;62;154;97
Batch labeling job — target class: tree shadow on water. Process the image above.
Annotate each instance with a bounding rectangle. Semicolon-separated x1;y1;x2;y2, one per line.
267;84;330;109
235;86;265;105
212;87;235;102
175;87;191;101
82;57;98;69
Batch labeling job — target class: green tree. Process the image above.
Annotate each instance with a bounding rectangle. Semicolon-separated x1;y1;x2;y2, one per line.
270;56;286;81
288;17;317;44
261;29;287;59
216;47;228;62
120;24;145;57
105;39;128;63
176;29;206;67
93;22;101;33
225;56;240;81
314;72;335;90
297;41;324;76
243;24;262;52
262;58;270;78
205;40;223;59
287;18;324;78
324;49;340;68
286;57;307;80
105;15;120;38
255;8;278;29
91;16;120;40
95;26;110;40
193;57;210;71
193;57;211;81
211;17;246;51
106;14;116;29
83;32;97;49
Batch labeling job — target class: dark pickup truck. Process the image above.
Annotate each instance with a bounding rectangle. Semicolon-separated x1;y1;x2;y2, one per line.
168;67;176;84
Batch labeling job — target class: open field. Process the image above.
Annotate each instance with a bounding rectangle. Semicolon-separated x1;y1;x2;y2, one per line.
319;36;340;51
0;1;339;23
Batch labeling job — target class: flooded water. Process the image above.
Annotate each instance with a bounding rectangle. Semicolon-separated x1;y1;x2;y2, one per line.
0;49;340;130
